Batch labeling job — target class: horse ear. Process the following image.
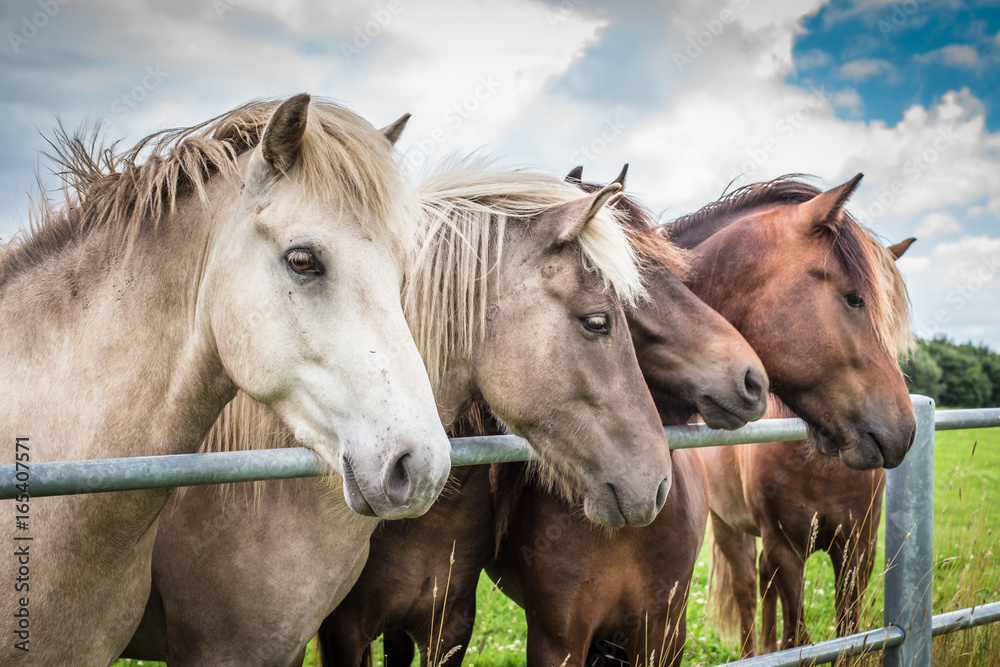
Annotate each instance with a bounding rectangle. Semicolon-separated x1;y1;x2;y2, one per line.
565;166;584;183
260;93;311;175
887;237;916;260
551;182;623;244
612;163;628;188
799;173;863;229
380;113;411;146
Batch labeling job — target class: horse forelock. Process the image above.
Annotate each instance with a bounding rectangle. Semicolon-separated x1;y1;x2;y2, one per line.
671;176;913;359
404;158;645;389
0;97;412;285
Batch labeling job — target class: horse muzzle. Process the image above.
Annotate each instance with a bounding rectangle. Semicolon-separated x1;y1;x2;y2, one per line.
341;439;451;519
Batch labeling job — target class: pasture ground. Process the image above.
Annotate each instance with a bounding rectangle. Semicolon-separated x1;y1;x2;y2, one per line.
113;426;1000;667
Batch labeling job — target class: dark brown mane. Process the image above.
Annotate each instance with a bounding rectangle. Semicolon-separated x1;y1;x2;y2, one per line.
446;400;500;438
489;461;530;556
578;181;689;280
664;174;821;249
665;175;912;357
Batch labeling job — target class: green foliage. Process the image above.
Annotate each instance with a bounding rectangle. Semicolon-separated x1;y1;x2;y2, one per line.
902;339;944;402
905;337;999;408
971;344;1000;406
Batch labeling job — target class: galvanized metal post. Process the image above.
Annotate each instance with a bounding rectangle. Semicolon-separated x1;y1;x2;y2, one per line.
884;395;935;667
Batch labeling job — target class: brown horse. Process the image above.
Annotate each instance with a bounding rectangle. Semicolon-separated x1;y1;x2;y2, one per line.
666;174;915;469
483;171;915;666
317;165;767;666
121;160;679;666
704;239;914;657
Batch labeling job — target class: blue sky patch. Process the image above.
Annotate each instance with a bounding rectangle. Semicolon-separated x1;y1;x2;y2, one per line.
789;1;1000;131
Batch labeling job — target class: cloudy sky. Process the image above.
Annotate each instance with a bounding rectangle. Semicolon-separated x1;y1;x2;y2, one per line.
2;0;999;348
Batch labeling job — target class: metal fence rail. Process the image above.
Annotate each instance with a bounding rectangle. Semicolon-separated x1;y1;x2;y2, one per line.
0;417;816;499
3;397;1000;666
720;601;1000;667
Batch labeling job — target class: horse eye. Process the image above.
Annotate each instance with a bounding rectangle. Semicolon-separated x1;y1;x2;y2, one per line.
581;314;610;334
846;292;864;308
286;249;321;275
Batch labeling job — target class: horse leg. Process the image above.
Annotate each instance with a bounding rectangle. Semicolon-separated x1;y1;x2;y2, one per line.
710;513;759;657
526;622;590;667
650;608;687;667
761;534;810;649
758;550;780;654
287;645;307;667
316;615;373;667
416;591;476;667
383;628;415;667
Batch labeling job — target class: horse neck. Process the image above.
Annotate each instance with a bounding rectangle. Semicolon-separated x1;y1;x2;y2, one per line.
0;193;236;460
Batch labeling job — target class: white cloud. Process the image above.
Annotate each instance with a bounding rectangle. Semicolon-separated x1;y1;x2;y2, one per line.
796;48;831;70
899;236;1000;346
915;211;961;237
840;58;897;81
916;44;980;67
832;87;864;115
613;82;1000;241
354;0;609;169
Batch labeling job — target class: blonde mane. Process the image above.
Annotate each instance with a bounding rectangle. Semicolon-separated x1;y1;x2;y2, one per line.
0;97;413;285
404;157;646;388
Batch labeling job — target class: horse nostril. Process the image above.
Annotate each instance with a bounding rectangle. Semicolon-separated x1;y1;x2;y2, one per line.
654;477;671;514
383;452;414;505
743;366;765;403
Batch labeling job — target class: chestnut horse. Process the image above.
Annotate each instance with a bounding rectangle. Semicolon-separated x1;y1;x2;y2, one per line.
0;95;452;665
317;165;767;666
704;239;914;657
121;160;678;666
484;171;915;666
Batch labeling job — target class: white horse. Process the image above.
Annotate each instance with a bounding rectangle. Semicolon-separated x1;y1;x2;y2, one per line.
0;95;449;665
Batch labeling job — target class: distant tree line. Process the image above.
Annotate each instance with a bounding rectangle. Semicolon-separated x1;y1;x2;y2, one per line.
903;337;1000;408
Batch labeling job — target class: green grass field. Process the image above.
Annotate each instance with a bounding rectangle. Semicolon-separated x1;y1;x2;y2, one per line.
115;425;1000;667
